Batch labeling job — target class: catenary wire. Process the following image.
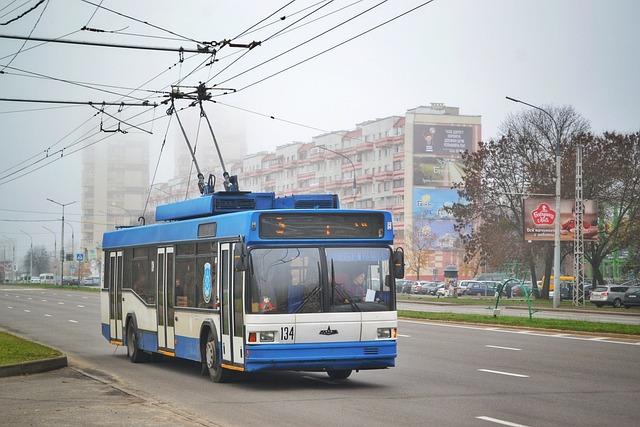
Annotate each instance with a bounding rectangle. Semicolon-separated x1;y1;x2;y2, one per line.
0;0;28;20
232;0;297;41
142;114;173;220
0;0;44;26
0;0;49;73
222;0;437;94
83;0;103;27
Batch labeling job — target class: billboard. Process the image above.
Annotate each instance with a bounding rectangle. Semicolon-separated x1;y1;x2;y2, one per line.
413;220;461;250
413;124;473;155
412;188;461;221
523;198;599;241
413;156;465;187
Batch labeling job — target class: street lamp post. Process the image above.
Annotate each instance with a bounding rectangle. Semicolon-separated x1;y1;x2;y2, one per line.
42;226;57;276
317;144;357;202
20;230;33;280
506;96;562;309
47;198;77;286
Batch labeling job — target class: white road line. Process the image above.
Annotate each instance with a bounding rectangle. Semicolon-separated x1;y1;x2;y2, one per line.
478;369;529;378
23;309;30;313
58;302;64;305
77;305;85;308
28;297;32;300
589;337;606;341
82;296;88;299
476;415;530;427
7;306;13;309
398;334;411;338
45;314;52;317
41;300;47;302
485;345;521;351
68;320;78;323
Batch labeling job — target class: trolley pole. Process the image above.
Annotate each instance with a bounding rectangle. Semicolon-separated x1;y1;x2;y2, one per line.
47;199;76;286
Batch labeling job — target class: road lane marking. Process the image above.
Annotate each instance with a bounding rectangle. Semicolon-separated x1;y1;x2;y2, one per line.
82;296;88;299
58;302;64;305
476;416;530;427
23;309;31;313
68;320;78;323
589;337;606;341
398;334;411;338
478;369;529;378
485;345;521;351
45;314;52;317
7;306;13;309
41;299;47;302
28;297;32;300
77;305;85;308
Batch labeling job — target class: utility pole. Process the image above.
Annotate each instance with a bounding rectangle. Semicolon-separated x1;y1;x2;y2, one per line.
506;96;562;308
20;230;32;279
47;198;77;286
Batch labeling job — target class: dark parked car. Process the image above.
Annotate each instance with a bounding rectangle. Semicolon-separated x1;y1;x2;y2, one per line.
623;287;640;308
465;282;497;297
395;279;415;294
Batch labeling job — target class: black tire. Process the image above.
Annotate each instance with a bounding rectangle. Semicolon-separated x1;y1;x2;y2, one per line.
613;298;622;308
127;323;145;363
327;369;352;380
203;329;229;383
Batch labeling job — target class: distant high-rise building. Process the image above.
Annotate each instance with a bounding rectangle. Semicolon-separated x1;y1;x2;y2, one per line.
80;138;149;260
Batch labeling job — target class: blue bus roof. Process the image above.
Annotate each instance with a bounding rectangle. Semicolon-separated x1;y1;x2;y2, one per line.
102;209;394;249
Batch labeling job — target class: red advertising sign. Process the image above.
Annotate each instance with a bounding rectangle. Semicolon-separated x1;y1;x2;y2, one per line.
523;198;599;241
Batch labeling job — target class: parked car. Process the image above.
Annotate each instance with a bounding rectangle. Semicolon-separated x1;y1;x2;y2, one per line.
30;276;40;283
428;283;445;296
62;276;80;286
465;281;497;297
590;285;631;308
623;287;640;308
81;276;100;286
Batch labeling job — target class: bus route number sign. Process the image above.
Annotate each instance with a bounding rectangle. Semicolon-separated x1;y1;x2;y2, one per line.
281;326;294;342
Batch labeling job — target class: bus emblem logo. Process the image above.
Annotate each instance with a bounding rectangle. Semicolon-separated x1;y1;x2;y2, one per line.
319;326;338;336
203;262;212;304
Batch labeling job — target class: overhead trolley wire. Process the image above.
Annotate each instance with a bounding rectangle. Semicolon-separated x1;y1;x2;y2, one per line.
231;0;297;41
0;0;44;26
1;0;49;73
78;0;202;44
239;0;331;38
0;0;28;19
209;0;389;86
219;0;437;94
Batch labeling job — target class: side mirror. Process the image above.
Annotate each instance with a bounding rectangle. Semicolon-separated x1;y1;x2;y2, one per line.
234;240;248;271
392;247;405;279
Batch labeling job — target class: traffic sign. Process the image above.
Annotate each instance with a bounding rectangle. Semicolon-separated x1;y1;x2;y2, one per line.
76;253;85;262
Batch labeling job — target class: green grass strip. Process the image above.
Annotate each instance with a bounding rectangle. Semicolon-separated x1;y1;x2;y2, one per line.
0;332;61;366
398;310;640;336
3;283;100;293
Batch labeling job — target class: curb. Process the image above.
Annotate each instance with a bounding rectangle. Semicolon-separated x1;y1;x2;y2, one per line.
0;355;68;378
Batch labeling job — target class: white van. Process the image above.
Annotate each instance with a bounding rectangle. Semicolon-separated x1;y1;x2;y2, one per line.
39;273;55;284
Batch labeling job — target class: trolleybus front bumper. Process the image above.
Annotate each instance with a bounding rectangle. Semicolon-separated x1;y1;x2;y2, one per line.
244;340;396;372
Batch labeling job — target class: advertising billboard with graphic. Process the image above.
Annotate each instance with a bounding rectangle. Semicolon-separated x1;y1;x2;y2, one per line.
413;156;465;187
412;188;461;221
523;198;599;241
413;124;473;155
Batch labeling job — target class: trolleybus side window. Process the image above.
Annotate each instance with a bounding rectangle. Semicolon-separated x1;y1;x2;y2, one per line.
131;247;154;304
175;246;196;307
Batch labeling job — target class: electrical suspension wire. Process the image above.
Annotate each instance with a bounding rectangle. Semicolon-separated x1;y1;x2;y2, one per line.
223;0;437;94
0;97;156;107
0;103;81;115
82;0;103;27
0;34;214;53
0;29;81;61
0;0;44;26
240;0;330;38
78;0;201;44
232;0;297;41
0;0;27;19
1;0;49;73
209;0;389;86
142;114;173;220
262;0;335;43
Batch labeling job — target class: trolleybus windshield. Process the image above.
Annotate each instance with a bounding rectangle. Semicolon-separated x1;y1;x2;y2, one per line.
248;247;393;314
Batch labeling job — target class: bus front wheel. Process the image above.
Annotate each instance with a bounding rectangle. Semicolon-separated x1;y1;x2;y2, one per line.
327;369;352;380
126;324;145;363
204;330;229;383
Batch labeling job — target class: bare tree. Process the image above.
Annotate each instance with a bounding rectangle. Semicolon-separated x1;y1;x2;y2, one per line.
22;245;51;276
405;224;435;280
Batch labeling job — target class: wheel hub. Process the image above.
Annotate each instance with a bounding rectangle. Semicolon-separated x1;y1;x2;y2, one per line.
206;341;215;369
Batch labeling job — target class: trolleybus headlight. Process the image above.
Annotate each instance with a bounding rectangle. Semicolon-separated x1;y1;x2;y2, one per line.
377;328;392;339
259;331;276;342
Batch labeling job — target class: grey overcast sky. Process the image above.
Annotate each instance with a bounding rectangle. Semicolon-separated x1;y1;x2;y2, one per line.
1;0;639;258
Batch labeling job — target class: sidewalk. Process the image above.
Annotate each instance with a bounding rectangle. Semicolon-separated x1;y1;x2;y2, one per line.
0;367;214;426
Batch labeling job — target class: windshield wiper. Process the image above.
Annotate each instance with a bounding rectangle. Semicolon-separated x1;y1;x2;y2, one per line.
330;259;360;312
295;262;322;313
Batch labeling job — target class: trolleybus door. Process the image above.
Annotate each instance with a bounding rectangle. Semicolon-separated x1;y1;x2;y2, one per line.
219;242;244;366
108;251;123;342
156;247;175;351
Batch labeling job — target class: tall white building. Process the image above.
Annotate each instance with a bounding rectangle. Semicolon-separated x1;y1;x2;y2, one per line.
81;138;149;257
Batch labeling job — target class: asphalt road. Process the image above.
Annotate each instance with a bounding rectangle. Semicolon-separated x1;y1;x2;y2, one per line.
2;287;640;427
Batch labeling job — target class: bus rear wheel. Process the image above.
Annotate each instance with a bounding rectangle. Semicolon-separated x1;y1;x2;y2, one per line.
327;369;352;380
127;324;145;363
204;330;229;383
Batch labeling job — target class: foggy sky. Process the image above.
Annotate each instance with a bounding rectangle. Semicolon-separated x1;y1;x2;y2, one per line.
1;0;639;260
